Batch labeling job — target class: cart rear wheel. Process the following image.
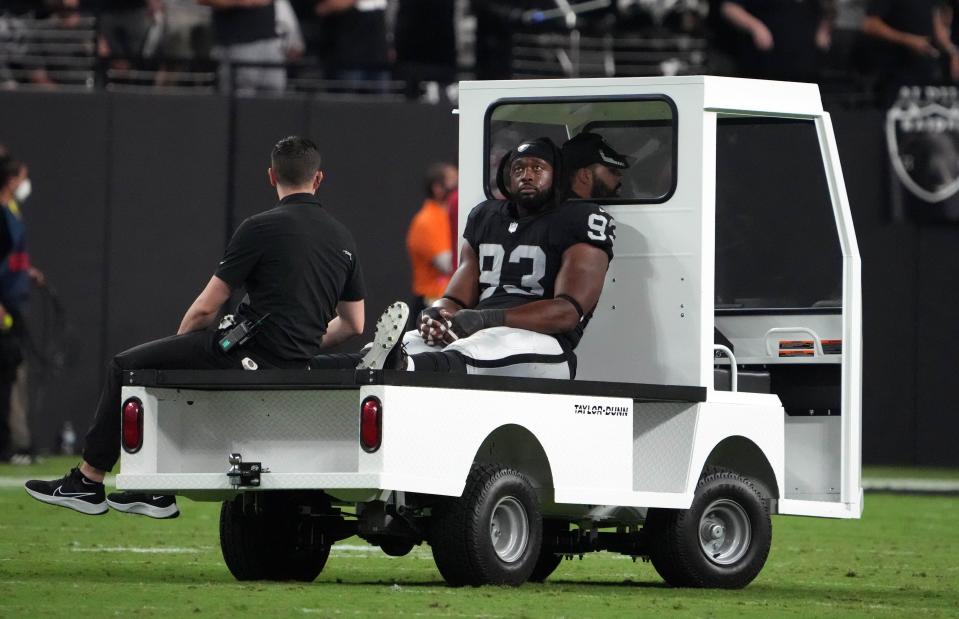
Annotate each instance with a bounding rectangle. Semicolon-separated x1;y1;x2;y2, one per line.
220;492;332;582
430;463;542;587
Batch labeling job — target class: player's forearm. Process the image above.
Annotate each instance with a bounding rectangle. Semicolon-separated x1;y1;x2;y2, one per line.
503;298;581;334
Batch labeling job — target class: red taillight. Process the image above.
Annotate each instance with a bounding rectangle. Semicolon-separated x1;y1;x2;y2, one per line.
360;396;382;453
121;397;143;454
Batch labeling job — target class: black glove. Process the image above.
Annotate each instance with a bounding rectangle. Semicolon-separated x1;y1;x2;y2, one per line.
450;309;506;339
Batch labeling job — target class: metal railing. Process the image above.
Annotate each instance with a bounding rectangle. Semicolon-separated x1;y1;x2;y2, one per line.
511;31;709;79
0;5;877;106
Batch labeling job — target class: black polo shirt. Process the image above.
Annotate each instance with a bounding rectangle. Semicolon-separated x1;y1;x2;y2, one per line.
215;193;365;362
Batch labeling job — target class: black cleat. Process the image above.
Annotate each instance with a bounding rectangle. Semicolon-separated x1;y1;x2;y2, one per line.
107;492;180;519
357;302;410;370
24;468;108;515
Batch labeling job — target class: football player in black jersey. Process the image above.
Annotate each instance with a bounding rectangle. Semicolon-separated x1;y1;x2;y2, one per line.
359;137;617;379
561;132;631;199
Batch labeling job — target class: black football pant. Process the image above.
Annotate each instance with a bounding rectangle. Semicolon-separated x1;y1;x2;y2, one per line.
81;330;302;472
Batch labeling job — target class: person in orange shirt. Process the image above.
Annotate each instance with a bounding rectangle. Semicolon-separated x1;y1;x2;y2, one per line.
406;162;457;318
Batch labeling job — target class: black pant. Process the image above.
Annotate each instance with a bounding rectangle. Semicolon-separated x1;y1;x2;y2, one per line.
81;330;302;472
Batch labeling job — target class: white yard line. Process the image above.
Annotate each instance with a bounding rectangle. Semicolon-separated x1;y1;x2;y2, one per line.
70;546;202;554
862;478;959;493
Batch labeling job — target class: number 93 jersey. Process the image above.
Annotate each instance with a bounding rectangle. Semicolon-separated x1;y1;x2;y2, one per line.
463;198;615;316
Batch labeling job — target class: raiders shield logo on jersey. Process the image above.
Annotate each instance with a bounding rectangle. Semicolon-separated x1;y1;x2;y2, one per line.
508;222;518;233
886;89;959;204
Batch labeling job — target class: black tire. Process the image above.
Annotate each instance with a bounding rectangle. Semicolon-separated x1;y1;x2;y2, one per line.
220;492;332;582
220;496;268;581
646;467;771;589
528;519;566;582
430;463;542;587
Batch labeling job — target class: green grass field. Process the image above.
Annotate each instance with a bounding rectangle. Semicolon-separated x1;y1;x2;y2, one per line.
1;458;957;618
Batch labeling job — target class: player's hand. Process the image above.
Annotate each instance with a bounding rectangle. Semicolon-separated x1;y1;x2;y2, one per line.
418;307;455;346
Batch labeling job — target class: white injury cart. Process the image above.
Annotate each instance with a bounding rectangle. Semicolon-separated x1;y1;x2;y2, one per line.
117;76;862;588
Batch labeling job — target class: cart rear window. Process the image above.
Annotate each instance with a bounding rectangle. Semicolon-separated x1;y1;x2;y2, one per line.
486;98;677;204
715;117;842;312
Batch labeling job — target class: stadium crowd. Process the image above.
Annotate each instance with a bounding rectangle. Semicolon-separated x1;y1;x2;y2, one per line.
0;0;957;103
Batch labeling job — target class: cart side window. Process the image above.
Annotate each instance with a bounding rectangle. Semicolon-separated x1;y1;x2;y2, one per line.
715;117;842;312
486;98;676;203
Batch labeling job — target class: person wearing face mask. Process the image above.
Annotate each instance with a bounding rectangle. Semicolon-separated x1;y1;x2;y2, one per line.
561;132;632;200
355;137;616;380
0;155;43;463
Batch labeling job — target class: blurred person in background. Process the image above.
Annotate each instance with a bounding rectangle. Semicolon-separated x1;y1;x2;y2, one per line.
197;0;286;94
406;162;457;321
706;0;744;75
394;0;456;101
864;0;958;99
84;0;151;72
276;0;305;62
945;0;959;77
0;153;44;463
314;0;390;88
471;0;559;80
721;0;835;82
142;1;215;87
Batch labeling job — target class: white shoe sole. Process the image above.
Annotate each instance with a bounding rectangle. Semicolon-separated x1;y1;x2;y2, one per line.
357;302;410;370
24;486;108;515
107;498;180;519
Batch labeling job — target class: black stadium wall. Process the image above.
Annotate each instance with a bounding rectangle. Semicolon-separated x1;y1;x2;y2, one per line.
0;91;955;466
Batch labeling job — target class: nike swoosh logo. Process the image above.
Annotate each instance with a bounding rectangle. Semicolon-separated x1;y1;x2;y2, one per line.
152;496;165;501
53;486;95;498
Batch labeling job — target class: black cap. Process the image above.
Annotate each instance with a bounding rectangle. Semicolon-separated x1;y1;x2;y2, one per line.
562;132;632;171
507;137;558;169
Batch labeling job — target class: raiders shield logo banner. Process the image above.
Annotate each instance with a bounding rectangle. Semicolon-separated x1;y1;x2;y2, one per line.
885;87;959;222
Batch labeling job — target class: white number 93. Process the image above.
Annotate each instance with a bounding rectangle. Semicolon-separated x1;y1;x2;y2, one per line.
587;213;611;241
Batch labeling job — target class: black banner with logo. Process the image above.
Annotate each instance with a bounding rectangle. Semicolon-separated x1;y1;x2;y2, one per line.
886;85;959;223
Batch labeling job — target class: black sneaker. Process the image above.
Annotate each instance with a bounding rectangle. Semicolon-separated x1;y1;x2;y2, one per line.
106;492;180;519
357;302;410;370
24;467;107;515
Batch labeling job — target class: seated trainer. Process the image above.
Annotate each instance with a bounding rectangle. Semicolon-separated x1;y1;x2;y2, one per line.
561;131;631;199
358;137;615;378
25;136;366;519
